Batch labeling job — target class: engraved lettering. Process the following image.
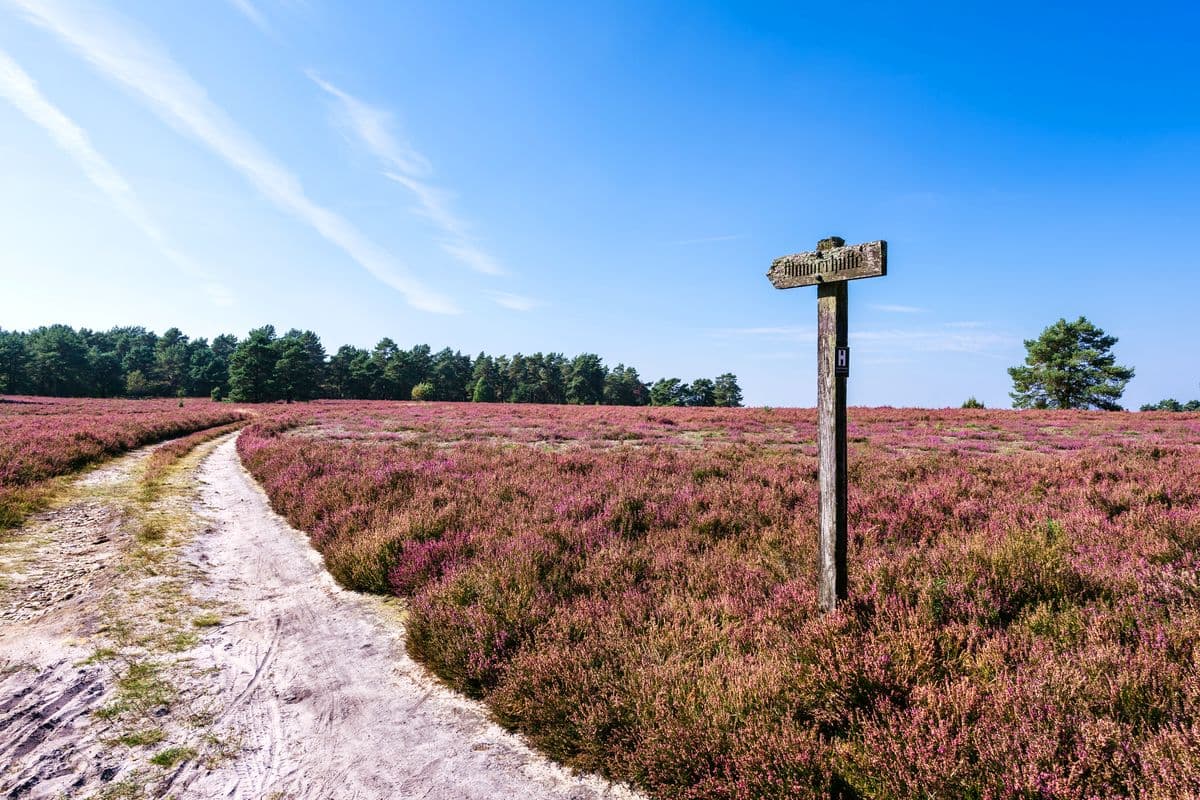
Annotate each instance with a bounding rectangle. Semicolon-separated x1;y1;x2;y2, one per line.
767;241;885;290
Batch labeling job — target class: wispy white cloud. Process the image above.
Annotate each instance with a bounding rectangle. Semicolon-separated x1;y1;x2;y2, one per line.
382;171;467;236
0;46;233;306
670;234;746;245
441;242;505;278
871;303;926;313
5;0;458;314
309;72;508;278
226;0;270;34
487;291;539;312
308;73;430;178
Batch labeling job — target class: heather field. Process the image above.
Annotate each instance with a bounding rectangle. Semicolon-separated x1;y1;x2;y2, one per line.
236;402;1200;799
0;396;246;528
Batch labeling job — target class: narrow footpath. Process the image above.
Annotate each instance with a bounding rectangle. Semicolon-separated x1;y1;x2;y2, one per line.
0;433;641;800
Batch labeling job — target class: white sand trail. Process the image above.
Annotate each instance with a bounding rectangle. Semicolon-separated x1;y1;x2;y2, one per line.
174;435;641;800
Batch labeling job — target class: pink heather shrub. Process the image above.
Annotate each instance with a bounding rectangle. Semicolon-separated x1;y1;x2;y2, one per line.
0;396;246;528
236;401;1200;798
141;418;247;496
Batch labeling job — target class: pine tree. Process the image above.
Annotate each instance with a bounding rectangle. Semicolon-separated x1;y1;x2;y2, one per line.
1009;317;1134;410
686;378;716;407
430;348;472;401
650;378;686;406
27;325;91;396
274;338;318;402
713;373;743;408
566;354;606;404
0;330;29;395
154;327;191;395
228;326;279;403
470;354;498;402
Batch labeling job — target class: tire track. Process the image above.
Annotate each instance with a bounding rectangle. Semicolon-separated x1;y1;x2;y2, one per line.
0;453;143;800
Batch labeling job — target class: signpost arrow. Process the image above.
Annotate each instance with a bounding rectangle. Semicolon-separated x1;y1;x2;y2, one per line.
767;236;888;613
767;239;886;290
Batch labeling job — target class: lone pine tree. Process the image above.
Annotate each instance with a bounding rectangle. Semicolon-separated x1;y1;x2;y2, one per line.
1008;317;1134;410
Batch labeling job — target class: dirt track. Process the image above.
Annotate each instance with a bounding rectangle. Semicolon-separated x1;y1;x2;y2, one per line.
0;455;136;799
0;434;642;800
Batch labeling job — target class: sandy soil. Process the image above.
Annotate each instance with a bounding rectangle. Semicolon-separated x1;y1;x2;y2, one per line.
0;453;144;799
173;436;640;800
0;432;643;800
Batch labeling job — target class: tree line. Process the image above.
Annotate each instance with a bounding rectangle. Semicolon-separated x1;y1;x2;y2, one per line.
1139;397;1200;412
0;324;743;407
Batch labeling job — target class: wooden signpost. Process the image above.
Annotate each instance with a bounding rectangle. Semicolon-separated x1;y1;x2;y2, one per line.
767;237;888;613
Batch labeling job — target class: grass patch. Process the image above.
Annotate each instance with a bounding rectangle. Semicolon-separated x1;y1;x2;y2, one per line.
149;746;196;768
96;659;174;721
97;779;145;799
140;420;247;500
129;508;193;551
113;728;167;747
192;612;222;628
79;647;119;665
0;485;54;532
197;732;242;768
165;631;199;652
137;519;166;543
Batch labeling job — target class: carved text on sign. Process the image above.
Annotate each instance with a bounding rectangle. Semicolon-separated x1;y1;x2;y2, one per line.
767;240;887;289
781;250;860;280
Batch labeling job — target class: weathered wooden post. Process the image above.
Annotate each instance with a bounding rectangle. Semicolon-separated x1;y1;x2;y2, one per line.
767;237;887;613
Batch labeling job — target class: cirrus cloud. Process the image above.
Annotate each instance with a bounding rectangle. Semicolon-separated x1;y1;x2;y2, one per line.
0;46;233;307
5;0;459;314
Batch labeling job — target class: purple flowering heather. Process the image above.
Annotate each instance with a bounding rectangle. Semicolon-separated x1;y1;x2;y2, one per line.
236;401;1200;799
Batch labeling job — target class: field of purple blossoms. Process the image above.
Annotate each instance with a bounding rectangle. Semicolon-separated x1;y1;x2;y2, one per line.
0;396;246;529
238;401;1200;799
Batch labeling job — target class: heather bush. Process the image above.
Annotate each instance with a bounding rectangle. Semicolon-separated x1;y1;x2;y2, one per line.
236;401;1200;798
0;396;246;528
140;418;247;497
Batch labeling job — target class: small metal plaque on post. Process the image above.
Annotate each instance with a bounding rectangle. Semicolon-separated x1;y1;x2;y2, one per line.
835;346;849;378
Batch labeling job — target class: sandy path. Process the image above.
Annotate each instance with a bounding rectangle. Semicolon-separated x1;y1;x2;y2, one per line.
173;435;640;800
0;453;147;799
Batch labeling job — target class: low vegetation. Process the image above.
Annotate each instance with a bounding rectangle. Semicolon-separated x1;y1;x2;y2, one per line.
148;746;196;769
238;401;1200;799
0;397;245;529
140;419;247;499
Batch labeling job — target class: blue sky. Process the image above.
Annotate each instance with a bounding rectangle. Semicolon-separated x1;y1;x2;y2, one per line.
1;1;1198;407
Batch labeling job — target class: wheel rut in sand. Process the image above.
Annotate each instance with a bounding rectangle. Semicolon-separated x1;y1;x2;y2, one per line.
165;434;643;800
0;448;157;800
